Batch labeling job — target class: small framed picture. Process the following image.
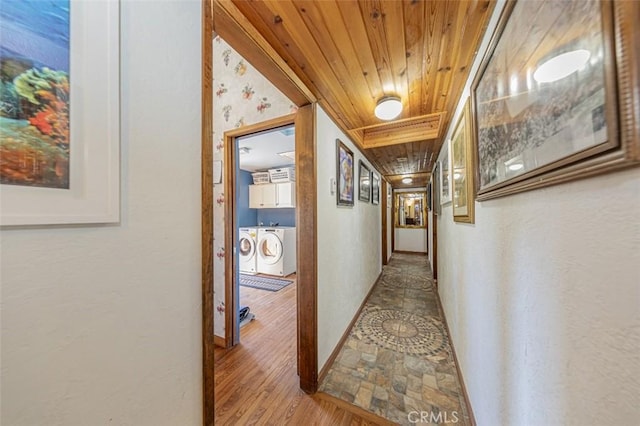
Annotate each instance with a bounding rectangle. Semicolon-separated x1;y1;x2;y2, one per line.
358;161;371;202
371;173;380;205
336;139;354;206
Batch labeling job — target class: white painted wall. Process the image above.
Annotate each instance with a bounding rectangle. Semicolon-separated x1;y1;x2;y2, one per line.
432;1;640;424
437;170;640;425
386;182;393;262
395;228;428;253
0;1;202;424
316;107;382;371
428;209;435;267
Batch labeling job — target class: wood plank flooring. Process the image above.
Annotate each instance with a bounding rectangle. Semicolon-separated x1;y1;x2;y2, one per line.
214;277;384;425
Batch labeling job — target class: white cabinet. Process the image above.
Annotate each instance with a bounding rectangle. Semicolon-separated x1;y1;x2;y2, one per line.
249;182;295;208
276;182;295;208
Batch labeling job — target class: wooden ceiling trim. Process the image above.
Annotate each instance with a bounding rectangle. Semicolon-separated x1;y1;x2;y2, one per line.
212;0;315;106
291;0;374;124
421;0;448;115
360;112;444;149
258;0;364;128
380;0;409;111
229;0;356;131
432;1;463;113
403;0;426;118
357;1;397;104
334;0;384;109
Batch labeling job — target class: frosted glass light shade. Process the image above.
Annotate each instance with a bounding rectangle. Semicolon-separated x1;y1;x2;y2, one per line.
533;49;591;83
375;97;402;120
402;177;413;184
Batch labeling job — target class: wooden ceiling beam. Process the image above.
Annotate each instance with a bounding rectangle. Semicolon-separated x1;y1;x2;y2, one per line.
359;112;445;149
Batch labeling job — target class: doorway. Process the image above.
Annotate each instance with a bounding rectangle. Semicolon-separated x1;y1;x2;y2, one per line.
224;118;297;346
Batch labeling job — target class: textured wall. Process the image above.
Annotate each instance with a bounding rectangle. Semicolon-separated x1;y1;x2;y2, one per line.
257;208;296;227
212;37;295;337
0;1;202;424
386;183;393;262
437;169;640;425
316;107;382;371
395;228;428;253
237;170;257;227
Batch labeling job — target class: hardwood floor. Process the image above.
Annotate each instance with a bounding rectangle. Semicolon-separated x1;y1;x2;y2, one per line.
214;277;385;425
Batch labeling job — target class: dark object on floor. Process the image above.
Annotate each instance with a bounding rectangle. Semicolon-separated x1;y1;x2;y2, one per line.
240;274;293;292
239;306;250;322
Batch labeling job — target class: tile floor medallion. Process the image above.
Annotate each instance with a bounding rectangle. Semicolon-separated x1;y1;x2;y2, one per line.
320;254;470;425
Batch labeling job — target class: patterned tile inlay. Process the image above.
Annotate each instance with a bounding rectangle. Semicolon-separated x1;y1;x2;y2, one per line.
320;253;470;425
355;309;449;358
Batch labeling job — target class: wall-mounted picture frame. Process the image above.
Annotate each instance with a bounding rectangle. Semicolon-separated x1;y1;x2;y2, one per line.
0;1;120;226
426;181;433;212
433;162;442;215
371;173;380;205
336;139;354;206
440;139;452;205
471;0;639;200
452;98;475;224
358;161;371;202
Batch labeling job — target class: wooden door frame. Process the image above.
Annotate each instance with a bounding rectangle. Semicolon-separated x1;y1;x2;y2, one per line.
223;114;297;347
381;179;388;266
202;1;214;424
203;2;318;424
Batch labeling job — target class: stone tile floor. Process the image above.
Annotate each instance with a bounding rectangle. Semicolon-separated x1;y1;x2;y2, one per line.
319;253;470;425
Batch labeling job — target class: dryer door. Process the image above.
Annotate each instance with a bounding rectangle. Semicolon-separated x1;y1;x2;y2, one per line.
239;232;256;259
258;232;283;265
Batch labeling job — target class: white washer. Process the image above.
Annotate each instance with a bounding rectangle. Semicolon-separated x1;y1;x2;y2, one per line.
257;227;296;277
238;227;258;274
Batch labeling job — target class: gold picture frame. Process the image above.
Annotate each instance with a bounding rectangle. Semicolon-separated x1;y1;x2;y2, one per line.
471;0;640;200
452;99;475;224
395;191;427;229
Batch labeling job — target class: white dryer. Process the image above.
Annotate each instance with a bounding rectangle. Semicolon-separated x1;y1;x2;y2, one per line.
238;227;258;274
257;227;296;277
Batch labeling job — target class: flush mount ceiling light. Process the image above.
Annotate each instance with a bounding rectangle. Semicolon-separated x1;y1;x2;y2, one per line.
238;146;251;155
278;150;296;161
508;163;524;171
533;49;591;83
375;96;402;120
402;177;413;184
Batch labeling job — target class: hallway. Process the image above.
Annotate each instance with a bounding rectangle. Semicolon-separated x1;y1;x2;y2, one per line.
320;253;470;425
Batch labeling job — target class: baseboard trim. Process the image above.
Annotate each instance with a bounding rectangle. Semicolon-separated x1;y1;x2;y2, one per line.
435;290;477;426
316;392;396;425
317;271;382;384
393;250;427;255
213;335;226;348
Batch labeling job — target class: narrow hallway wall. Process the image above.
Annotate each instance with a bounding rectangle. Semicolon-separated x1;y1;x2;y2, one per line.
433;1;640;424
316;106;382;371
437;169;640;425
1;1;202;424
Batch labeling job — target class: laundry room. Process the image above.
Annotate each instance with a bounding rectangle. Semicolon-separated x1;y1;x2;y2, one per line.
235;124;297;330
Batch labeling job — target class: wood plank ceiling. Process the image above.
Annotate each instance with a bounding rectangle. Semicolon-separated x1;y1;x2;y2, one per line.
214;0;495;188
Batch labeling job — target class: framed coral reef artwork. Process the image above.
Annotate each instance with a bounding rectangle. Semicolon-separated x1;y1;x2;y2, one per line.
0;0;120;225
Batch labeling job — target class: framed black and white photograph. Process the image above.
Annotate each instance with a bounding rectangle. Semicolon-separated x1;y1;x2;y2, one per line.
358;161;371;202
371;173;380;205
471;0;639;200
